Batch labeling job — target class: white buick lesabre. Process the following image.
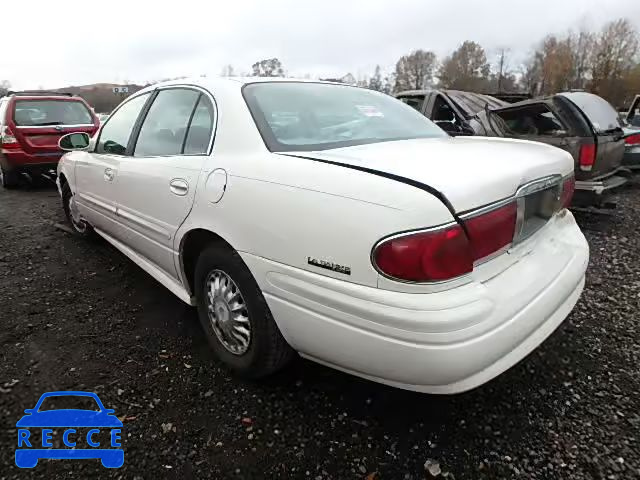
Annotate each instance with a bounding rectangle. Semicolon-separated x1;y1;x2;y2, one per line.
57;78;589;394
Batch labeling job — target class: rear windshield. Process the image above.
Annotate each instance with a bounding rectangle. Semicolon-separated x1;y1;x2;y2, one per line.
243;82;446;152
559;92;621;134
13;100;93;127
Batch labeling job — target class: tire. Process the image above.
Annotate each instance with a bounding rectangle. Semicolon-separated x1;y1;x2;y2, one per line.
0;165;20;189
61;182;94;237
194;244;294;378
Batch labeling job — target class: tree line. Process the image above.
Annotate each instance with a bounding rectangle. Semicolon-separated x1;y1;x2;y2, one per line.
237;17;639;109
379;17;639;108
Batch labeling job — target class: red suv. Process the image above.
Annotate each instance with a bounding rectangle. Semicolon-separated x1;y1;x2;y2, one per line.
0;92;99;188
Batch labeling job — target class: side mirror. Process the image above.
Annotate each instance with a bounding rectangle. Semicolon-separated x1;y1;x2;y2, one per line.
59;132;90;151
23;409;34;414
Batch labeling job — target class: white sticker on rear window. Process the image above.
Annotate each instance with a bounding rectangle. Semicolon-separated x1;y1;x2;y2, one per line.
355;105;384;117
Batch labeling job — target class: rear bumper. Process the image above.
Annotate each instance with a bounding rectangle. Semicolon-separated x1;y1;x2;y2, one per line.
242;211;589;394
575;173;628;195
1;149;62;170
622;146;640;170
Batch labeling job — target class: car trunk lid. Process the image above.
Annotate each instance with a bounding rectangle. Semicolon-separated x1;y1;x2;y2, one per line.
283;136;574;213
558;92;626;178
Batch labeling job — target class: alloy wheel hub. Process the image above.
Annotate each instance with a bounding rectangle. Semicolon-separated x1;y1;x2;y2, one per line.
205;270;251;355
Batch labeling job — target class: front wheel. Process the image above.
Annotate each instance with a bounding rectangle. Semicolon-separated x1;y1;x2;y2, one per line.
194;244;294;378
61;182;94;237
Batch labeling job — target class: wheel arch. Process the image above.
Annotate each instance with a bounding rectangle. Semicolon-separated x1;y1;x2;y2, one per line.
179;228;235;296
57;154;77;192
58;171;68;187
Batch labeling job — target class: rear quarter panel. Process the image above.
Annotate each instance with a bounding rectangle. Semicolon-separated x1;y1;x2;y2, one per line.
177;152;455;289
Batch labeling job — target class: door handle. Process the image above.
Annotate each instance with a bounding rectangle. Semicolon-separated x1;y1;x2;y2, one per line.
169;178;189;196
104;168;115;182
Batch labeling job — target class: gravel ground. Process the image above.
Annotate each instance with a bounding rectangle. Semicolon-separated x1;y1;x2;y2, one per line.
0;183;639;479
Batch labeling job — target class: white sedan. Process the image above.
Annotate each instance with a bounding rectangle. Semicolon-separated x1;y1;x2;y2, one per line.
56;78;589;394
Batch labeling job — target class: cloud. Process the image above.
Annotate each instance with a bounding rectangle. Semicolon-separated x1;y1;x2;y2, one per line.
5;0;640;89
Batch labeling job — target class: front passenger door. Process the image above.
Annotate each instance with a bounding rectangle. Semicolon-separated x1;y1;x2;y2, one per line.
75;93;151;233
114;87;215;281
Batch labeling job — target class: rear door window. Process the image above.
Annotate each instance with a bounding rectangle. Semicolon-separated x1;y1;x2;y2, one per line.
134;88;200;157
493;104;568;136
13;100;93;126
183;95;215;155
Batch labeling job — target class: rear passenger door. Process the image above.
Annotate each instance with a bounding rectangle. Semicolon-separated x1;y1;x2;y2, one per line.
114;86;215;280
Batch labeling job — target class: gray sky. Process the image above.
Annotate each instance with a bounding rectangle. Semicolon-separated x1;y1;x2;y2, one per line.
6;0;640;89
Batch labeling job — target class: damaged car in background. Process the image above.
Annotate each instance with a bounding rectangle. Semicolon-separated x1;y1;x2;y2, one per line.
56;78;588;394
621;94;640;170
397;89;630;208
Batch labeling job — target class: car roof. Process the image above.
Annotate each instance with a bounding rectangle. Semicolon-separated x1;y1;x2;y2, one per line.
140;76;354;95
8;95;85;101
395;89;433;96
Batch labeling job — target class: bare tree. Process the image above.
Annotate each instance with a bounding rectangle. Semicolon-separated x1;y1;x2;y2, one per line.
221;65;235;77
394;50;437;92
368;65;383;91
567;29;594;90
438;41;491;91
251;58;284;77
518;52;543;95
519;35;573;96
382;73;395;95
589;18;639;106
0;80;10;97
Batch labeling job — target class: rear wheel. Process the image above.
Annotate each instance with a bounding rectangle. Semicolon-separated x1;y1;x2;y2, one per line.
0;166;20;189
61;182;94;237
194;244;294;377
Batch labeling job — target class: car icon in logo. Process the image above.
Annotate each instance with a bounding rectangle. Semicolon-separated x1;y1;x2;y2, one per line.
15;391;123;468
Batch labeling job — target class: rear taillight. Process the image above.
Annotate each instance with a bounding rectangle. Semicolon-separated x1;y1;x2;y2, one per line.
560;176;575;209
464;202;517;261
625;134;640;145
373;203;517;282
373;225;473;282
579;143;596;171
0;126;17;147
